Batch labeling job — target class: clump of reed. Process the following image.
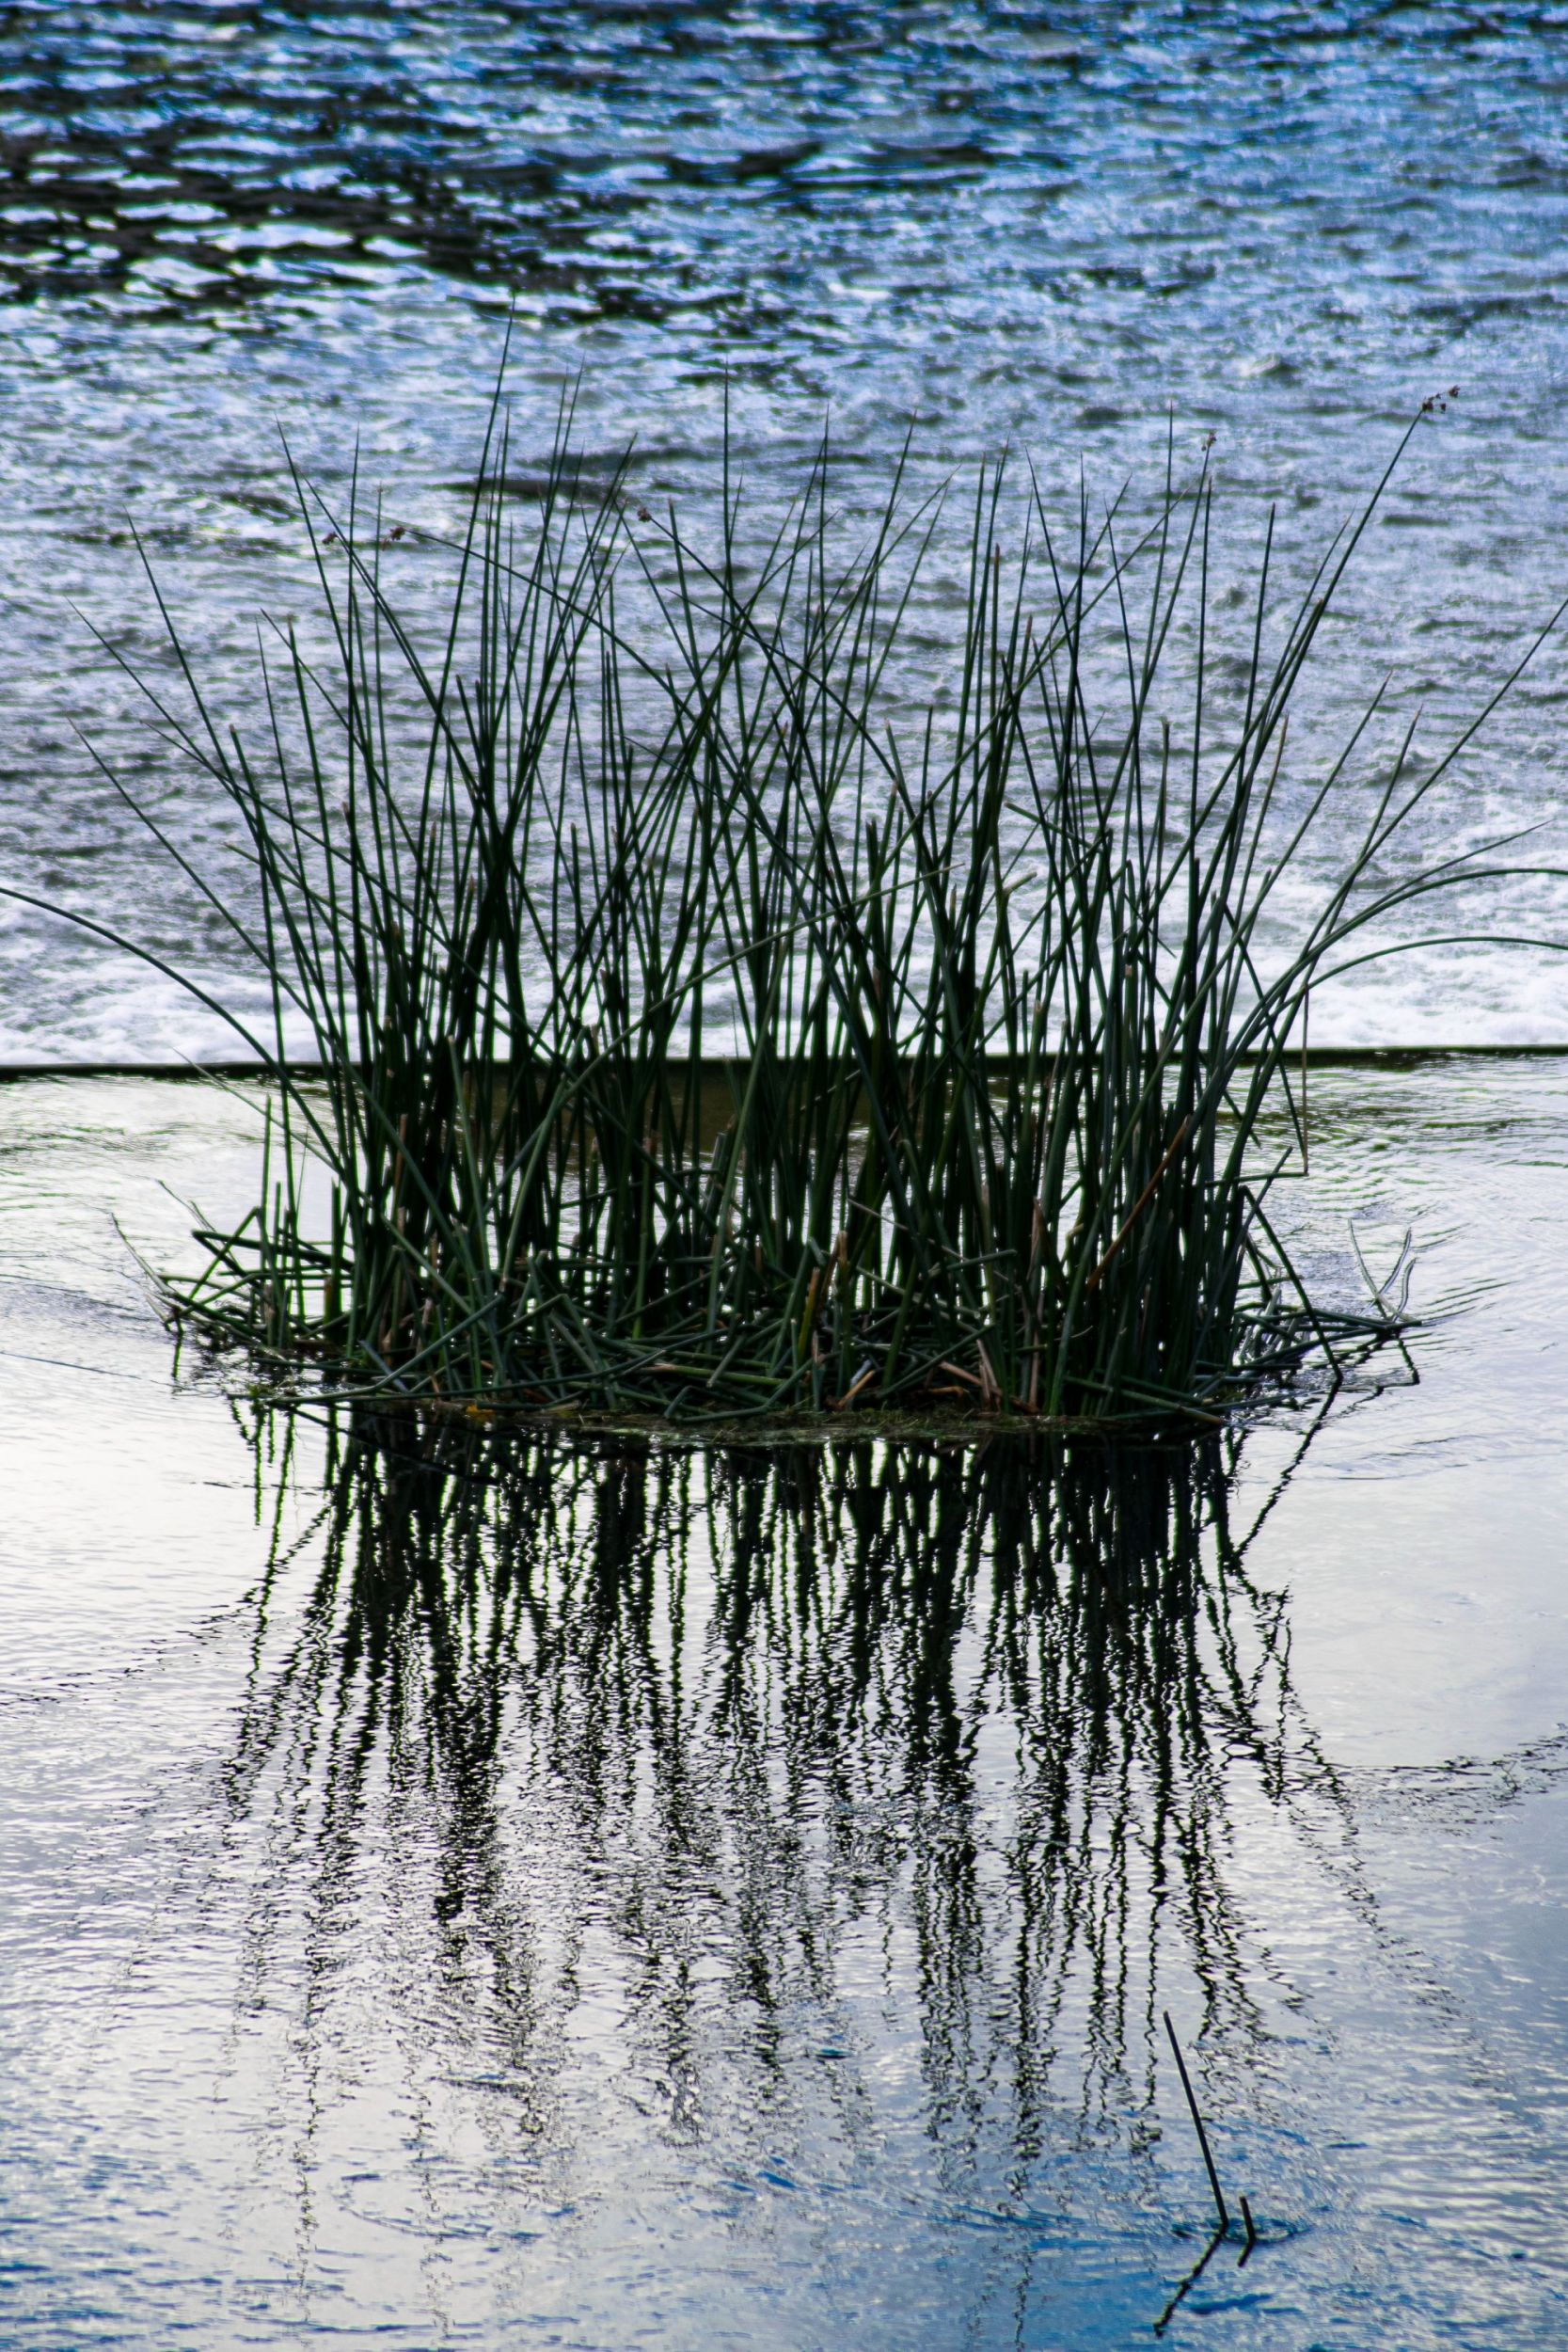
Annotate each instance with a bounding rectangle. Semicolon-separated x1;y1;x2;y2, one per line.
54;394;1557;1423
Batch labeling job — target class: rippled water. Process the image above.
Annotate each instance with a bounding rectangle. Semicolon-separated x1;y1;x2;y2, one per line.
3;1060;1568;2346
3;6;1568;1051
7;17;1568;2348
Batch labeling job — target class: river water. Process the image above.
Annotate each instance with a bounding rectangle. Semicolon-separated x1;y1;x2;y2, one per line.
3;4;1568;1052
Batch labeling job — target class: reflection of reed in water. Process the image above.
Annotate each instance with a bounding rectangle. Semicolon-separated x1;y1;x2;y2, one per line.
226;1417;1328;2183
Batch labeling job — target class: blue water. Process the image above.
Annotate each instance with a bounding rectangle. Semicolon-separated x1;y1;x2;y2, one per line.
2;5;1568;1050
7;13;1568;2347
3;1060;1568;2346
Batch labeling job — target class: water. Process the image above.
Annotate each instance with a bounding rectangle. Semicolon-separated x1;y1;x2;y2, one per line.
3;1058;1568;2346
7;14;1568;2346
4;6;1568;1053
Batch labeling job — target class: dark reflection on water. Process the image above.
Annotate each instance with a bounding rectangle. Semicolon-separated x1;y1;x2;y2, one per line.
3;1;1065;324
6;3;1564;339
224;1415;1336;2203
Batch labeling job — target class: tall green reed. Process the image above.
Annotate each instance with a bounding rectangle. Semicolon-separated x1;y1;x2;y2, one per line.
27;391;1561;1423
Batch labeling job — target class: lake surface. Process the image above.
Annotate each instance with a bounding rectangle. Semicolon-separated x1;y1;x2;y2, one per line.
2;1057;1568;2347
3;4;1568;1053
7;13;1568;2349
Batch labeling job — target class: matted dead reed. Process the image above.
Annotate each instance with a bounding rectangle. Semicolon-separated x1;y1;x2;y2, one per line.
28;395;1560;1424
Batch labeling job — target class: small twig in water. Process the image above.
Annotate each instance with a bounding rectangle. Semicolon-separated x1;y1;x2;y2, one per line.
1164;2010;1229;2234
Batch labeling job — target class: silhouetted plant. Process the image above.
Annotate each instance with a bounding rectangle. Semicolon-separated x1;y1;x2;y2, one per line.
21;388;1559;1421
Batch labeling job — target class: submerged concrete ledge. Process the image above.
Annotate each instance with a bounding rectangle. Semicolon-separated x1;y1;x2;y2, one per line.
3;1044;1568;1084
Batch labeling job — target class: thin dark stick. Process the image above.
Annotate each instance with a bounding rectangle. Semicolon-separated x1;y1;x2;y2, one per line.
1300;988;1309;1176
1164;2010;1229;2234
1238;2194;1258;2265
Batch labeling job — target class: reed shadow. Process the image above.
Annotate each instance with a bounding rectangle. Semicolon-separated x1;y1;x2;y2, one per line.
219;1411;1341;2294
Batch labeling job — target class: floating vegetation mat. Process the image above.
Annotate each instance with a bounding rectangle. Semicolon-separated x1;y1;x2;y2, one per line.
25;387;1560;1425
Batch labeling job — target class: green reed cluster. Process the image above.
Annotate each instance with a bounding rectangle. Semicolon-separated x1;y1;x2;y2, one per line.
61;396;1550;1423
